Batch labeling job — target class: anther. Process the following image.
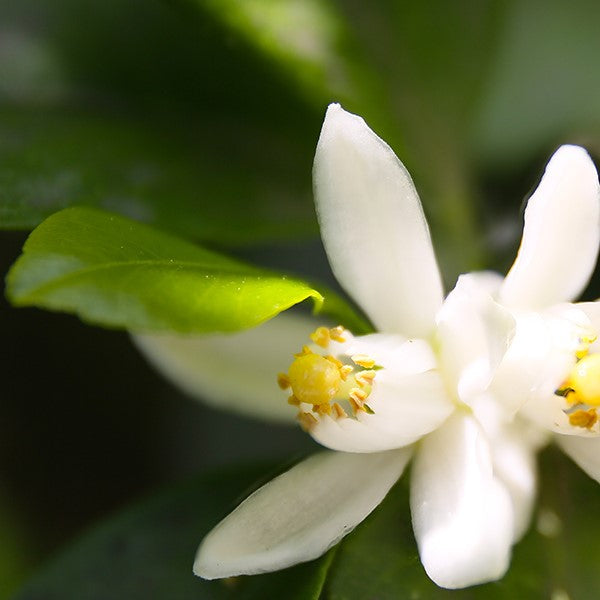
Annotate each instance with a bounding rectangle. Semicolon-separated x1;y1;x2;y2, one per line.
329;326;346;343
277;373;291;390
298;412;318;431
332;402;347;419
568;408;598;429
310;327;331;348
340;365;354;381
351;354;376;369
355;370;376;387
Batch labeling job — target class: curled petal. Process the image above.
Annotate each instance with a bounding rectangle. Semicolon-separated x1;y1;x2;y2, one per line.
500;145;600;309
313;103;443;338
490;305;589;417
194;448;411;579
132;313;319;423
436;273;515;406
411;413;513;589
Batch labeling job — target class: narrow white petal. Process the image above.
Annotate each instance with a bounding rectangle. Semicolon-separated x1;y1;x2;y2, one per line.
500;145;600;309
557;434;600;482
492;426;538;541
132;313;319;423
411;413;513;589
436;273;515;405
194;448;411;579
313;103;443;338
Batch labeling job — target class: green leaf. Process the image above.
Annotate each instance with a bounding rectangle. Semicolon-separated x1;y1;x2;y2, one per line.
6;207;366;334
12;463;333;600
0;106;317;244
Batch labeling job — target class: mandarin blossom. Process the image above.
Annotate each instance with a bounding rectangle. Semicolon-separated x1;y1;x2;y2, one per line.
134;105;600;589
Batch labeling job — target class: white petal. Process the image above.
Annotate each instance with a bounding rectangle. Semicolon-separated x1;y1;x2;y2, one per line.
500;145;600;309
194;448;411;579
492;426;538;541
411;413;513;589
436;273;515;405
557;433;600;482
308;337;453;452
310;371;453;452
132;313;319;423
313;103;443;338
490;305;589;417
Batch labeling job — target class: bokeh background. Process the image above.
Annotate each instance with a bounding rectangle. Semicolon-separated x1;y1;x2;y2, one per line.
2;0;600;597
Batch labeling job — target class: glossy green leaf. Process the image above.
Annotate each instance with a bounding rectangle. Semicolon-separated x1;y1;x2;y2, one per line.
6;207;367;334
12;464;333;600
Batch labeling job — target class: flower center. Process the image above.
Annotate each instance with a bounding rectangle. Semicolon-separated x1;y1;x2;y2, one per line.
277;326;379;430
556;335;600;430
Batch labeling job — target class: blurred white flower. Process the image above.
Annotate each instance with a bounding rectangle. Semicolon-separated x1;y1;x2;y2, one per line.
135;105;600;589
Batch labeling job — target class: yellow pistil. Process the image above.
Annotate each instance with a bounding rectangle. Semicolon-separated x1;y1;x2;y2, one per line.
568;408;598;429
288;353;342;406
561;353;600;406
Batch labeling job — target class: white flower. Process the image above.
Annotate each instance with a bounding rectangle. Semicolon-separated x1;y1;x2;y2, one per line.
134;105;600;589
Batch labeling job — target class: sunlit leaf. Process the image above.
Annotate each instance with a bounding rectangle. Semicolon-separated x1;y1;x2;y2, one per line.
6;207;366;333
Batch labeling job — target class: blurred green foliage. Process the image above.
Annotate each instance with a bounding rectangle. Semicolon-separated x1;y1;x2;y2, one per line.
3;0;600;597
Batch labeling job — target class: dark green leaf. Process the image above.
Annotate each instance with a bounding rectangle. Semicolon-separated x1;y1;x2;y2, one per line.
6;207;366;333
0;106;317;244
15;446;600;600
12;464;333;600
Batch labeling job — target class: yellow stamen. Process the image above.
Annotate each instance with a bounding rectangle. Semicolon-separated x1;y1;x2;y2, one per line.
310;327;331;348
325;355;343;369
568;408;598;429
288;353;342;406
352;354;375;369
340;365;354;381
329;326;346;343
277;373;291;390
298;411;318;431
294;345;313;358
287;395;300;406
332;402;347;419
561;353;600;406
355;370;376;387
